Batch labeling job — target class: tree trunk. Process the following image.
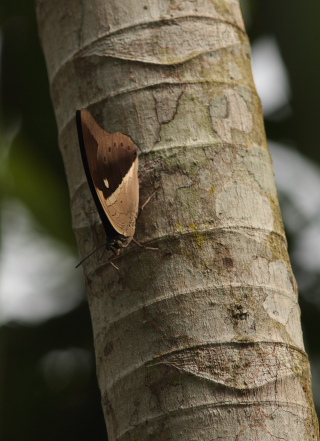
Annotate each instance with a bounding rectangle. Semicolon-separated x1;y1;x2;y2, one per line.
35;0;319;439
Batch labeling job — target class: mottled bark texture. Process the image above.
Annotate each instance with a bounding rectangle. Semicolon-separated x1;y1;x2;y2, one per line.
36;0;319;439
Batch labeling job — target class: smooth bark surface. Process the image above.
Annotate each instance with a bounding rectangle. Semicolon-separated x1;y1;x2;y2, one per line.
36;0;319;439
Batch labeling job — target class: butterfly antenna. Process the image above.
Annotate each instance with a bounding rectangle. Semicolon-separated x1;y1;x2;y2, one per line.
75;243;106;268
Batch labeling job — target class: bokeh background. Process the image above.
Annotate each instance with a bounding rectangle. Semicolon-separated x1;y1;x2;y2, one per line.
1;1;320;439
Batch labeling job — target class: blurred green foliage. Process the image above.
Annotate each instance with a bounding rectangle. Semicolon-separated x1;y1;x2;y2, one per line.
0;2;107;440
1;0;320;440
0;0;73;245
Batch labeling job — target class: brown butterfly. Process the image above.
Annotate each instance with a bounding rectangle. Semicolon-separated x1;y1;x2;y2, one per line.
76;109;140;267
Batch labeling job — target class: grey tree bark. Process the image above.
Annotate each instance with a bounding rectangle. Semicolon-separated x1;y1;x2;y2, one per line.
36;0;319;439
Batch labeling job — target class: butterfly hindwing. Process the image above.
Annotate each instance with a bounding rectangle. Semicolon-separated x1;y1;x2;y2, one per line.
76;109;139;244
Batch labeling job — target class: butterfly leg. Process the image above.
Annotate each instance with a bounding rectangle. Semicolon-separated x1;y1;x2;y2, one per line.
99;247;108;262
132;237;158;251
107;249;122;271
100;246;120;271
109;260;120;271
135;189;159;251
137;189;158;220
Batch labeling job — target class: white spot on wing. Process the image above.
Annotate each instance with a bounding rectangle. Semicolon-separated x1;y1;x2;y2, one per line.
104;178;109;188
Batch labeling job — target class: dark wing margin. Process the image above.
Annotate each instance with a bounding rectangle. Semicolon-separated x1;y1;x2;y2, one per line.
76;109;119;239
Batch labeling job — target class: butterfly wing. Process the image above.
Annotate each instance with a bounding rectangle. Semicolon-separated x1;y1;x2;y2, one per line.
76;109;139;244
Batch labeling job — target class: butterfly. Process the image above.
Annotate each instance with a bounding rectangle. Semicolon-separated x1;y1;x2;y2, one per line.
75;109;140;267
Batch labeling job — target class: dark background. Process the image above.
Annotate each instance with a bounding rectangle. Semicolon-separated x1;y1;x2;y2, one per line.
1;1;320;439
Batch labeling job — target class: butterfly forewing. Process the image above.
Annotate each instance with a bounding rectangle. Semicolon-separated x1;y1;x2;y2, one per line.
77;109;139;244
96;137;139;238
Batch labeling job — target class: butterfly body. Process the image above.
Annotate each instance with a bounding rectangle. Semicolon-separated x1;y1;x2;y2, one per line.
76;109;139;256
